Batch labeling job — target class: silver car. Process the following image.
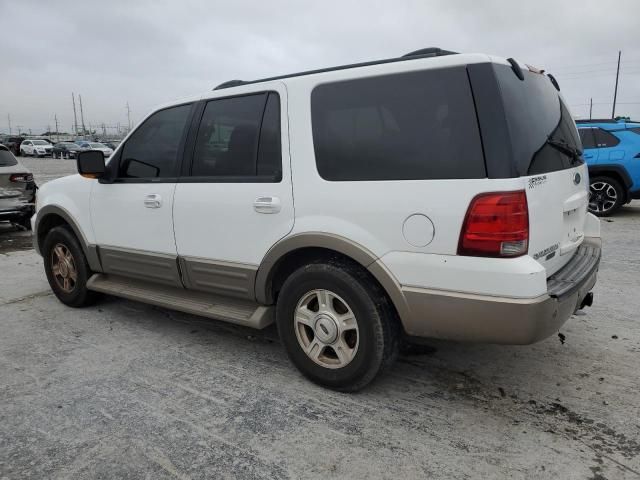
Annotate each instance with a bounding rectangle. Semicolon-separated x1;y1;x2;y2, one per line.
0;145;36;229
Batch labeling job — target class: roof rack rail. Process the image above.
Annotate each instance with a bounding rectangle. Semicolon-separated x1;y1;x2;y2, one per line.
214;79;246;90
402;47;458;57
213;47;458;90
575;119;622;124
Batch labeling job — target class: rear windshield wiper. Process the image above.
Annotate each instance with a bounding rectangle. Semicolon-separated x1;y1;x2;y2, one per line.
546;137;583;165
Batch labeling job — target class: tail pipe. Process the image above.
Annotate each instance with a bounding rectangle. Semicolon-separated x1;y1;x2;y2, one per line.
580;292;594;310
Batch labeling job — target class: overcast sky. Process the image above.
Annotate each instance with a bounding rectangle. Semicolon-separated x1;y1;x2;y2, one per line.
2;0;640;135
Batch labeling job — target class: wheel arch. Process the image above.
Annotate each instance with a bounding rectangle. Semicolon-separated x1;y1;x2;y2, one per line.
254;233;411;326
588;165;633;202
34;205;102;271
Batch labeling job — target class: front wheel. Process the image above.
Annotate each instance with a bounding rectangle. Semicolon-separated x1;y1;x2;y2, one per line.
276;262;399;392
42;226;98;307
589;176;624;216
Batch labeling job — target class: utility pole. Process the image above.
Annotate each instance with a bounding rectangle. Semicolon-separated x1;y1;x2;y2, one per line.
589;98;593;120
16;125;23;136
54;114;60;142
126;102;131;132
79;94;87;135
612;50;621;119
7;114;11;135
72;93;79;136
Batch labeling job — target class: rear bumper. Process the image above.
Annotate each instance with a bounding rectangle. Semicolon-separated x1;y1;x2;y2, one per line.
0;204;35;219
400;237;601;344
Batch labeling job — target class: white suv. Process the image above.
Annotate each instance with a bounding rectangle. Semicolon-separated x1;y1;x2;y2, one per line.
20;139;53;157
33;48;601;391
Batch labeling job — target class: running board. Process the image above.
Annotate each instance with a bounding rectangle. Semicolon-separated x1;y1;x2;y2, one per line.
87;274;273;329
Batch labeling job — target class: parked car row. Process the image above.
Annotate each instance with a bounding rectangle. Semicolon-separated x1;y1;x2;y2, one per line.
0;136;118;159
19;140;113;159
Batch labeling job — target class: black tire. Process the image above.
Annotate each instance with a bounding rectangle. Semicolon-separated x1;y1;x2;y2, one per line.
276;261;399;392
589;176;624;216
42;226;98;307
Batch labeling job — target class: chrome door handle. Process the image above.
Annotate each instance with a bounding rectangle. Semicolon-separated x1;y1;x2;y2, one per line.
254;196;281;214
144;193;162;208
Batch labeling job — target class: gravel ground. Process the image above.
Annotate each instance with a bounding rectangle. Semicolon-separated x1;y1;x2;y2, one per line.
1;158;639;479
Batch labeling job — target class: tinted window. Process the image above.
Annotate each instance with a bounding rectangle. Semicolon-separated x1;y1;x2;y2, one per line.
311;67;485;181
494;65;583;175
191;93;281;180
593;128;620;148
0;149;18;166
630;127;640;135
118;104;192;178
578;128;596;149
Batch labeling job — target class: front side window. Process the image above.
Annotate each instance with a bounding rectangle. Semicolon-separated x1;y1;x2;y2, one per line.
311;67;485;181
118;103;192;178
191;92;281;180
593;128;620;148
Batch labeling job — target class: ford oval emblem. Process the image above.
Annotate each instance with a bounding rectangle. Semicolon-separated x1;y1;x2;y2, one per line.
573;172;581;185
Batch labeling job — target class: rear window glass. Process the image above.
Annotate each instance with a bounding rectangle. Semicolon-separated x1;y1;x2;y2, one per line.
494;65;583;176
311;67;486;181
0;149;18;166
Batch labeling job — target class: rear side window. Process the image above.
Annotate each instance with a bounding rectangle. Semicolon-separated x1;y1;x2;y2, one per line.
593;128;620;147
190;92;281;180
311;67;485;181
118;103;192;179
578;128;596;149
0;149;18;166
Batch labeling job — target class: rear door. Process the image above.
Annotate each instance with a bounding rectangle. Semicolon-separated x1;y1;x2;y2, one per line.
578;127;598;163
493;64;589;275
172;86;294;299
593;128;625;163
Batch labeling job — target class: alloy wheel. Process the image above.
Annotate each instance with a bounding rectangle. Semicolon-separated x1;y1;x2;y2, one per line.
51;243;78;293
294;289;359;369
589;181;618;214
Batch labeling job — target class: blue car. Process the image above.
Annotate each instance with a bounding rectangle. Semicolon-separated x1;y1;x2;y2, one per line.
576;119;640;216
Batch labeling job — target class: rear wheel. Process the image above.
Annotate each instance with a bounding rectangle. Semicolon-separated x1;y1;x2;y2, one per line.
43;226;98;307
589;176;624;216
276;262;399;391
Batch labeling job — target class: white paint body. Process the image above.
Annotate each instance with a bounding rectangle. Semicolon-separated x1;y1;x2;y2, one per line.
20;140;52;156
35;52;600;302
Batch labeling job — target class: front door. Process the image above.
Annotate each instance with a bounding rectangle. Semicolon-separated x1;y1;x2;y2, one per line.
173;86;294;299
91;103;194;286
594;127;625;163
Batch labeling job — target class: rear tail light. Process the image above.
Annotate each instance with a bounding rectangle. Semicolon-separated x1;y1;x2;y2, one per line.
458;190;529;258
9;173;33;183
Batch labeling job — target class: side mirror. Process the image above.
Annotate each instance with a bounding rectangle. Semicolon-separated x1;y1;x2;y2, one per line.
77;150;105;179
